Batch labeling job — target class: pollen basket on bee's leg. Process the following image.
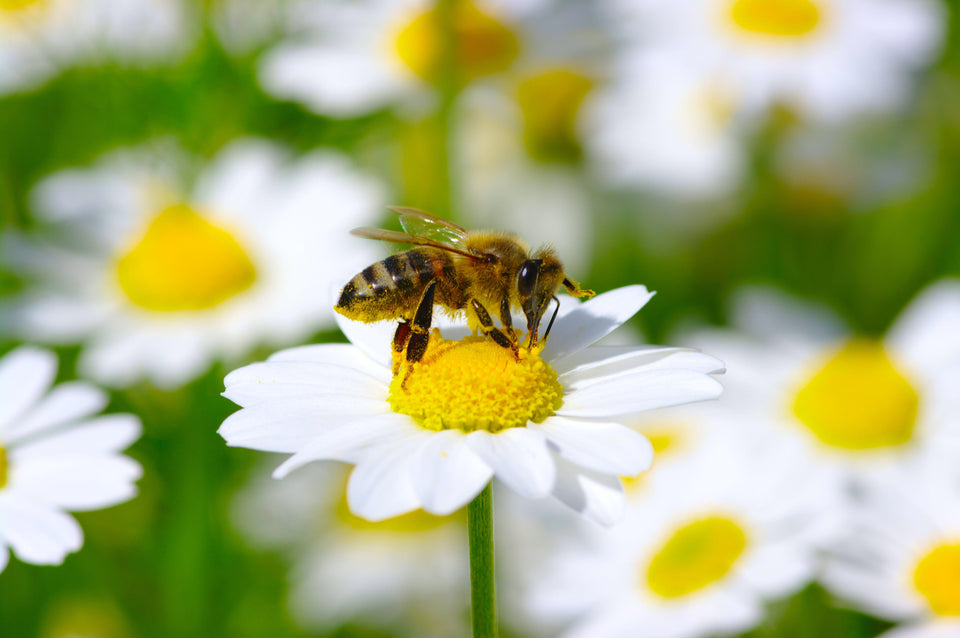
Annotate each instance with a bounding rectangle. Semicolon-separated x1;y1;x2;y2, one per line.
388;331;564;433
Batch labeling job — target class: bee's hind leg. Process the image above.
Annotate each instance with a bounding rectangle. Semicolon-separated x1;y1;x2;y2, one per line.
471;299;518;355
392;321;412;375
405;279;438;366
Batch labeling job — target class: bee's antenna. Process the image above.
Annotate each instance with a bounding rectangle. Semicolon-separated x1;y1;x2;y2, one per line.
542;296;561;342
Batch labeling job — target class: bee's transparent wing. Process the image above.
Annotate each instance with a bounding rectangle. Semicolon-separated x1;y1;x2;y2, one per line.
391;206;468;246
350;227;480;260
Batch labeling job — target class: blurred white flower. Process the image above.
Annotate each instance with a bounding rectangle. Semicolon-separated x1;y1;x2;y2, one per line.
0;0;194;95
823;462;960;638
457;85;595;275
257;0;543;117
686;281;960;481
618;0;944;123
1;139;385;389
582;53;747;200
0;346;142;573
219;286;724;525
233;462;468;635
527;432;839;638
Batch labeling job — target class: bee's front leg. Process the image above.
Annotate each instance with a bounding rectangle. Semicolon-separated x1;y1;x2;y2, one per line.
406;279;438;365
471;299;518;356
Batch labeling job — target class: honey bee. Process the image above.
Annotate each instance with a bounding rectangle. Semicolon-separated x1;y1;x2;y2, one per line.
336;207;594;369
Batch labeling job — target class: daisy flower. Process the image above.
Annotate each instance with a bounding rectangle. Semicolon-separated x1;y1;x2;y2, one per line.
582;51;748;200
0;346;142;573
233;462;468;635
685;281;960;481
822;462;960;638
219;285;724;525
621;0;945;122
1;139;385;389
0;0;193;95
526;432;840;638
257;0;543;117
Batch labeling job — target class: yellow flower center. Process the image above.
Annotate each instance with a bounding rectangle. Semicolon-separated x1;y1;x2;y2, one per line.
388;332;563;433
0;446;7;490
729;0;822;38
0;0;42;12
116;205;257;312
913;542;960;616
645;515;748;598
792;339;919;451
516;68;594;162
394;1;519;84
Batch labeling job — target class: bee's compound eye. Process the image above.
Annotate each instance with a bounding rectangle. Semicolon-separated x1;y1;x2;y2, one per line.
518;259;541;297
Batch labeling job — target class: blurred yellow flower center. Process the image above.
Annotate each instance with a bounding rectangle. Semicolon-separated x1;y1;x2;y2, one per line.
389;333;563;433
116;205;257;312
0;0;43;12
792;339;918;451
517;69;594;162
0;446;7;490
620;427;683;492
729;0;821;37
646;516;748;598
913;542;960;616
395;1;519;84
336;491;449;533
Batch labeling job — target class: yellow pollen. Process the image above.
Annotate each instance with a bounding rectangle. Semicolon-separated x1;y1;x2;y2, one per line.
388;332;563;433
394;1;519;84
116;205;257;312
792;339;919;451
913;542;960;616
729;0;822;38
0;446;7;490
645;515;748;598
516;69;594;162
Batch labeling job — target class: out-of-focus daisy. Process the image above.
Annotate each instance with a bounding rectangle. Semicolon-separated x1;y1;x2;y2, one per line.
258;0;545;117
220;285;724;525
457;82;595;274
622;0;944;123
233;462;467;635
1;139;384;389
0;0;193;95
0;346;142;573
686;281;960;480
823;462;960;638
527;433;839;638
583;53;747;200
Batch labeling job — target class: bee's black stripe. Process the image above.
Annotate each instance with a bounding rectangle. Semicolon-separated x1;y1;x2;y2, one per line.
407;249;432;286
384;254;405;282
362;265;378;287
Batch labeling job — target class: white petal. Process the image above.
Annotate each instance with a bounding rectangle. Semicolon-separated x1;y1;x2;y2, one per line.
543;286;655;363
334;312;396;368
223;361;387;408
272;413;420;478
10;414;140;459
0;544;8;573
557;369;723;417
465;429;555;498
412;430;493;515
882;622;960;638
550;456;626;526
887;279;960;371
0;346;57;434
267;343;390;382
219;397;389;453
0;495;83;565
534;417;653;476
346;436;428;522
559;347;725;389
4;382;109;445
12;455;142;511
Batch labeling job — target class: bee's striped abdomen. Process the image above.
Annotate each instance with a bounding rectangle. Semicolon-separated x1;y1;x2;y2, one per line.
336;248;445;322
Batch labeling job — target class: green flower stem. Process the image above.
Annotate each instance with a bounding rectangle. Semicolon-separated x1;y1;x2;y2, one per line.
468;483;498;638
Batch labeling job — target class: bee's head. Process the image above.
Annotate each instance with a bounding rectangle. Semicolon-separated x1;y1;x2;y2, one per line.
518;248;593;348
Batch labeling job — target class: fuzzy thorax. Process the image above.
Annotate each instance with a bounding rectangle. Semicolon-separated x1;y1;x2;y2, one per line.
388;331;563;432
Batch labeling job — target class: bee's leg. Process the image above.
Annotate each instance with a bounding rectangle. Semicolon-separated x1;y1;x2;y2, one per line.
499;299;518;346
471;299;516;353
406;279;438;365
392;321;412;375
